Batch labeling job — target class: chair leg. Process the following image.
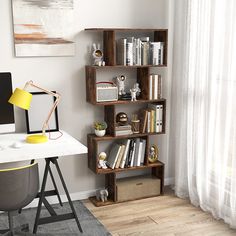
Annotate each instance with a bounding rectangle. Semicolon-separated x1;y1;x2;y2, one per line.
8;211;14;236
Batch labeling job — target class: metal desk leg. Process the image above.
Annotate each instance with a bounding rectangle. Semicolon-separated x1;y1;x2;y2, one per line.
33;159;50;234
33;157;83;234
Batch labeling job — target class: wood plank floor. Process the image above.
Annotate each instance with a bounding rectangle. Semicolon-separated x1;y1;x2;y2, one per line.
84;190;236;236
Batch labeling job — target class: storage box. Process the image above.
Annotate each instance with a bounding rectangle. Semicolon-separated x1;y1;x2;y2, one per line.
116;175;161;202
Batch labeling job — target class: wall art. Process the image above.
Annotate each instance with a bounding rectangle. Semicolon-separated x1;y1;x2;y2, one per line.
12;0;75;57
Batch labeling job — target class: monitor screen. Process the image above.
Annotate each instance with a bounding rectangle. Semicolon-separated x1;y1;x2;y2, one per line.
0;72;15;133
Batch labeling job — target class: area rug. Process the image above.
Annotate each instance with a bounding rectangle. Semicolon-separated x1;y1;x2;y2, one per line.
0;200;111;236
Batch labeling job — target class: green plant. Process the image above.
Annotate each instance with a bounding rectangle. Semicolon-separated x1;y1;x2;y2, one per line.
93;121;107;130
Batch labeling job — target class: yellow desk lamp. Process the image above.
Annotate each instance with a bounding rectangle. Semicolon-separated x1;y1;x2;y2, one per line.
8;80;61;144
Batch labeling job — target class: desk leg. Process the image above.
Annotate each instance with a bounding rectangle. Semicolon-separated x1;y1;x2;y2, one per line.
33;157;83;234
48;166;63;207
53;159;83;233
33;159;50;234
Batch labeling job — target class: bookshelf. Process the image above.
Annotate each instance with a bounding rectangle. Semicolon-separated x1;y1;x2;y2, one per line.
85;28;167;206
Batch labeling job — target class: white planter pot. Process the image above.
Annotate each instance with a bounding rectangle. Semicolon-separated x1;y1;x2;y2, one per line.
95;129;106;137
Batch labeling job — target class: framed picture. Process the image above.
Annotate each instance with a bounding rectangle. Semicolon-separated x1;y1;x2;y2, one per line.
148;144;158;163
25;92;59;134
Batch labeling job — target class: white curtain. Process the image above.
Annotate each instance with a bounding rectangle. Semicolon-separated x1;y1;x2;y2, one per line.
170;0;236;228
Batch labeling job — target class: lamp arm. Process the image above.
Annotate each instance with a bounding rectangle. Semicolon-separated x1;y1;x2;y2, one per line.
24;80;61;135
42;95;60;135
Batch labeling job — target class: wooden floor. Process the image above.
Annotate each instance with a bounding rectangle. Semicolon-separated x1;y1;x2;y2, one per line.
84;190;236;236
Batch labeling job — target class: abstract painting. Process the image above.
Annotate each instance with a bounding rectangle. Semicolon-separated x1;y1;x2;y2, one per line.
12;0;75;57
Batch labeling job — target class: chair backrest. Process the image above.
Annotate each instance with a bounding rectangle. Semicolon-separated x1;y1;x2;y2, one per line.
0;162;39;211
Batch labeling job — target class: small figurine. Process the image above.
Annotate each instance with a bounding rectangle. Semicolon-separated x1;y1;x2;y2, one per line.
148;145;158;163
98;152;107;169
92;43;105;66
130;87;138;101
116;112;128;126
116;75;126;96
133;83;141;97
96;189;109;202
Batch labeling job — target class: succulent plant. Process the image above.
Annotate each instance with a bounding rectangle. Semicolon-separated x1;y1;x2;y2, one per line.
93;121;107;130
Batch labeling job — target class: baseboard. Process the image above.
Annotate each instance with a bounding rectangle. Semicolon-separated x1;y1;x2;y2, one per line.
26;189;96;209
24;177;175;209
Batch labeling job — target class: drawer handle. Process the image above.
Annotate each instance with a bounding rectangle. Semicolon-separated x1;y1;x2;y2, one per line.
136;183;143;186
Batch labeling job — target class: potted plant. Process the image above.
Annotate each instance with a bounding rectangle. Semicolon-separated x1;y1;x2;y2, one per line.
94;121;107;137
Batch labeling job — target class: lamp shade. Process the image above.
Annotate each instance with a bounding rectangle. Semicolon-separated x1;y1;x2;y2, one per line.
8;88;32;110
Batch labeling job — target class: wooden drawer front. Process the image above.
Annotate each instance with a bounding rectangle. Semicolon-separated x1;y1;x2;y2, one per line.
116;176;161;202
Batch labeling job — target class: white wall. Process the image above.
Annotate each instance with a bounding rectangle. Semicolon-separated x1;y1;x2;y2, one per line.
0;0;172;199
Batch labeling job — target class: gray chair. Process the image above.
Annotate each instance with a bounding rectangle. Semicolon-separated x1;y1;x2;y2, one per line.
0;162;39;236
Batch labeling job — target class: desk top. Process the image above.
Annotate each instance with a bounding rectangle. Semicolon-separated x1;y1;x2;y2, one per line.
0;131;87;164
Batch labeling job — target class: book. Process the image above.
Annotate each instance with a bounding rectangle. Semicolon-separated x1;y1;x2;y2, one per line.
149;74;153;100
126;38;134;66
148;103;163;132
136;140;143;166
133;138;140;166
106;144;122;169
140;139;146;165
139;109;148;133
115;124;132;131
153;74;158;100
116;38;127;65
158;75;162;99
115;144;126;168
115;130;133;136
127;139;135;167
130;142;136;167
120;139;131;168
150;109;155;133
147;110;151;133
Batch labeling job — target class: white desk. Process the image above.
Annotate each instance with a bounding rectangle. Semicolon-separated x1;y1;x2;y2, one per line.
0;131;87;163
0;131;87;234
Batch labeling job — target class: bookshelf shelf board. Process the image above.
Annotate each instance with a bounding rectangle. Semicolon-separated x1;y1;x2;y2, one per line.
88;132;164;141
90;98;166;106
96;161;164;174
86;65;167;69
85;28;167;32
89;197;115;207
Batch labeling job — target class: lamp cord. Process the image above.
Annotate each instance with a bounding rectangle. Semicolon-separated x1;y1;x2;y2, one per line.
46;124;63;140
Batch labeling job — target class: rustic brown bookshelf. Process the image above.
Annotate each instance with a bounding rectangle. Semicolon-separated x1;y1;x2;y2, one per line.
85;28;168;206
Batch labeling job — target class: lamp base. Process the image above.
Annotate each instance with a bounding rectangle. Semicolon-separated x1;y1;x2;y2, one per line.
26;134;48;144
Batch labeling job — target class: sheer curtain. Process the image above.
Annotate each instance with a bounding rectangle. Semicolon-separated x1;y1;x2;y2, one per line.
170;0;236;228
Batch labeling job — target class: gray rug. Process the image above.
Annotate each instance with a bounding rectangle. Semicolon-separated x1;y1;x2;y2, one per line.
0;201;111;236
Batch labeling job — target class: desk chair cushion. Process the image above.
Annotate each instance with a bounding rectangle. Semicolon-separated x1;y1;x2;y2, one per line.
0;162;39;211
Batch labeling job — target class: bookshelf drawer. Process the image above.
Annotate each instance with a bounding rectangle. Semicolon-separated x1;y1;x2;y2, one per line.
116;175;160;202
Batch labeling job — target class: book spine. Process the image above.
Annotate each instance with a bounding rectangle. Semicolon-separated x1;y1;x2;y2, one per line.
120;139;131;168
158;75;162;99
127;139;134;167
141;41;149;65
140;139;146;165
153;74;158;100
126;42;132;65
116;38;127;65
149;74;153;100
147;111;151;133
130;142;136;167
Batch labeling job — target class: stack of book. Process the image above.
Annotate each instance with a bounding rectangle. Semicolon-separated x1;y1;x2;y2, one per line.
106;138;147;169
116;37;164;66
115;124;133;136
149;74;162;100
139;104;163;133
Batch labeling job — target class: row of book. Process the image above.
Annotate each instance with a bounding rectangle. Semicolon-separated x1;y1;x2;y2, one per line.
116;37;164;66
106;138;146;169
149;74;162;100
115;124;132;136
140;104;163;133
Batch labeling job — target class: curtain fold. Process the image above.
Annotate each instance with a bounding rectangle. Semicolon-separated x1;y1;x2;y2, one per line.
171;0;236;228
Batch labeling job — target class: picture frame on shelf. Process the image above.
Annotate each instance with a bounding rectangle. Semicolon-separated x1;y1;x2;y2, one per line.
148;144;158;163
25;91;59;134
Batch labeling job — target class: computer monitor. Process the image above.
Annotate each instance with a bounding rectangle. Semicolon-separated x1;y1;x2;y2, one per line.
0;72;15;133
